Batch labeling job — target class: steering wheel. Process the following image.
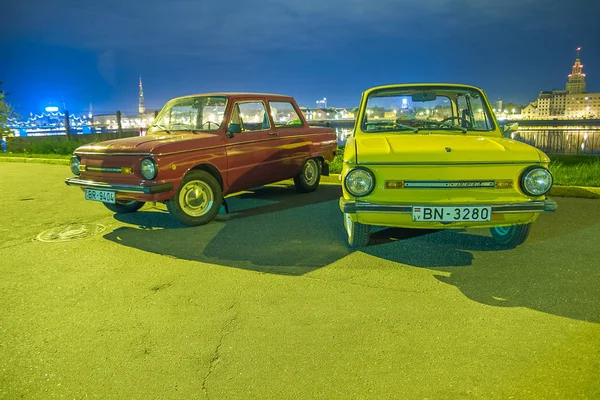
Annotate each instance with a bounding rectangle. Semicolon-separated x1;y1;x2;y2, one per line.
441;116;468;126
202;121;220;129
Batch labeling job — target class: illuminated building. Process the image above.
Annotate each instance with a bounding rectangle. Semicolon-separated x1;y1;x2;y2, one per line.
522;47;599;120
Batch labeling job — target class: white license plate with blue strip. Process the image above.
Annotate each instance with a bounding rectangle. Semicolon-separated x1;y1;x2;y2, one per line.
412;206;491;222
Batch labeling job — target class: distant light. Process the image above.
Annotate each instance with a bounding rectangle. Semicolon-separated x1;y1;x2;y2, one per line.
45;106;59;112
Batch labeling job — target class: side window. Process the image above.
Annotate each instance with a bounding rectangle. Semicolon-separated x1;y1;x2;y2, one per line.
457;94;493;130
269;101;303;128
234;101;270;132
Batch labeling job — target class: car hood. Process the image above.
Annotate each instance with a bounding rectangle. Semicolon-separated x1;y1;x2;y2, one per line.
75;132;222;155
355;133;542;164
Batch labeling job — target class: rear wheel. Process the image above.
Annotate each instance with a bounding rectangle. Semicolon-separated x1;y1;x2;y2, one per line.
343;213;371;248
103;200;144;214
294;158;321;193
490;224;532;248
167;170;222;226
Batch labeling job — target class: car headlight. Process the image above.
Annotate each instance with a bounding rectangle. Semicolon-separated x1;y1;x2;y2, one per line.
70;156;81;175
140;158;157;180
521;166;553;196
345;168;375;197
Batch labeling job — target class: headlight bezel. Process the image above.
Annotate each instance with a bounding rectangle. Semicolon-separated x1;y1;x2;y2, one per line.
520;166;553;197
70;156;81;176
344;167;375;197
140;158;157;180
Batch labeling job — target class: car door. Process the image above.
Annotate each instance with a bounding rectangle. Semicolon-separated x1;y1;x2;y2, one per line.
266;100;311;180
225;99;282;192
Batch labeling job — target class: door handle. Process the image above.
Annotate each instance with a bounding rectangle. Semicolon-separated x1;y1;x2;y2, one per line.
268;131;278;136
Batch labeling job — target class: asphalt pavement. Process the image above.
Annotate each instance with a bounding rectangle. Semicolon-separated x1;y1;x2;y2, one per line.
1;162;599;399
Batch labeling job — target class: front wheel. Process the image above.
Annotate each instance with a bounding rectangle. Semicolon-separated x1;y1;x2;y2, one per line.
294;158;321;193
490;224;532;248
343;213;371;248
167;170;223;226
104;200;145;214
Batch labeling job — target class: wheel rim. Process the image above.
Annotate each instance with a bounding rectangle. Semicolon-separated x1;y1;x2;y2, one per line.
303;160;318;186
116;200;137;206
492;226;511;236
344;213;354;242
179;180;214;217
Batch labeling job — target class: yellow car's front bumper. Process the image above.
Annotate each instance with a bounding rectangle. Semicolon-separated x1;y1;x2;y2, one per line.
339;197;557;229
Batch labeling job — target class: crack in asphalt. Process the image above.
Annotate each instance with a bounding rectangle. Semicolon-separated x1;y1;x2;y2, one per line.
201;302;239;400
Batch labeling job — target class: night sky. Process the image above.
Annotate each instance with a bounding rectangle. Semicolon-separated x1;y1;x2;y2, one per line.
2;0;600;115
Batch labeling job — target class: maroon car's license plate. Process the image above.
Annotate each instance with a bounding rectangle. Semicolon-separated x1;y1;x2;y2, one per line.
412;206;491;222
84;189;116;204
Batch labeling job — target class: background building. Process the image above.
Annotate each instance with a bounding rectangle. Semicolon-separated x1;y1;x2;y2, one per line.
522;48;599;120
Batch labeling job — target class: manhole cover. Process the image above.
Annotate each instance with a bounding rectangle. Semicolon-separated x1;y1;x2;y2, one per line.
36;223;107;242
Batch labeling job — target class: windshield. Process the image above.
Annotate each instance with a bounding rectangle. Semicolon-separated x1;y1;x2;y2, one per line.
361;86;495;134
148;96;227;134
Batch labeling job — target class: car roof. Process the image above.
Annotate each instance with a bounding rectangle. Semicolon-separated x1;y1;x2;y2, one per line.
173;92;294;100
365;83;484;93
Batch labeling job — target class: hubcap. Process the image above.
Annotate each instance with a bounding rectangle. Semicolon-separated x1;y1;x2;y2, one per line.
116;200;137;206
179;180;214;217
303;160;318;186
492;226;511;236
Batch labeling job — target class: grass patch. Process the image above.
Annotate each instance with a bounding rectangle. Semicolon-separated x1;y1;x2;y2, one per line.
549;156;600;187
27;138;83;155
330;149;344;174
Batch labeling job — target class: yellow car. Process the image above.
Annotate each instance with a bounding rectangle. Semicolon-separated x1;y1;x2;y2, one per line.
340;83;556;248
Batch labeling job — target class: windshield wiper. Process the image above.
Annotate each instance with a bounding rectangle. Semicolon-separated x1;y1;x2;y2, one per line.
150;124;172;134
434;123;467;134
393;123;418;133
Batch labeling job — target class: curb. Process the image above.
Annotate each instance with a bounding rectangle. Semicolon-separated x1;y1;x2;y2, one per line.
2;158;598;199
548;185;600;199
0;157;70;166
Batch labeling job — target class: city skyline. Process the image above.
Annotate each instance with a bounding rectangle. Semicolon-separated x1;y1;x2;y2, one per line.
2;0;600;115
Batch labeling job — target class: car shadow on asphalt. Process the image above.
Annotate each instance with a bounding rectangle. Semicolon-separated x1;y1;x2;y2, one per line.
105;192;600;323
422;199;600;324
105;183;498;274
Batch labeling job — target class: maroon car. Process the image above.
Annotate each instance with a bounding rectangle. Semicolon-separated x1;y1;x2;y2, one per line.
65;93;337;226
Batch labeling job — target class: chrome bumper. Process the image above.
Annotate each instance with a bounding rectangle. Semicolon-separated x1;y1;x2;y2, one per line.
65;177;173;194
339;198;557;214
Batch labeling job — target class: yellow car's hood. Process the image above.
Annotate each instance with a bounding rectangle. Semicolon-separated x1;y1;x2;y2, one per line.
355;134;541;164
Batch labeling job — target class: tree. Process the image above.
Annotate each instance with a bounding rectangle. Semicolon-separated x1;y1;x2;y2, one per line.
0;82;19;137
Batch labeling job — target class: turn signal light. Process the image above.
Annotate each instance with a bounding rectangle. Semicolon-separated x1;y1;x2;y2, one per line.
495;180;513;189
385;181;405;189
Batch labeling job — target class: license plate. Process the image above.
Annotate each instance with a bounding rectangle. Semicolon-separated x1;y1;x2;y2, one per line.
412;206;491;222
84;189;116;204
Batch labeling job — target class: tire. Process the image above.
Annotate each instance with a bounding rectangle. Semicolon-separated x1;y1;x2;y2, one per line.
490;223;532;248
294;158;321;193
103;200;145;213
343;213;371;248
167;170;223;226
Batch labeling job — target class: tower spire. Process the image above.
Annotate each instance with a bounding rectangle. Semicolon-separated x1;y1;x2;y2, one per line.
566;47;586;94
138;76;145;114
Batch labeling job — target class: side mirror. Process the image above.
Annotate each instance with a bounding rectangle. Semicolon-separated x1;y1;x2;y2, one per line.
503;122;518;137
227;123;241;138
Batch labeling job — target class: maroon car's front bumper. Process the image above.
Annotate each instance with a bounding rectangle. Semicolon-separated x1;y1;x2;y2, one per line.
65;177;173;194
